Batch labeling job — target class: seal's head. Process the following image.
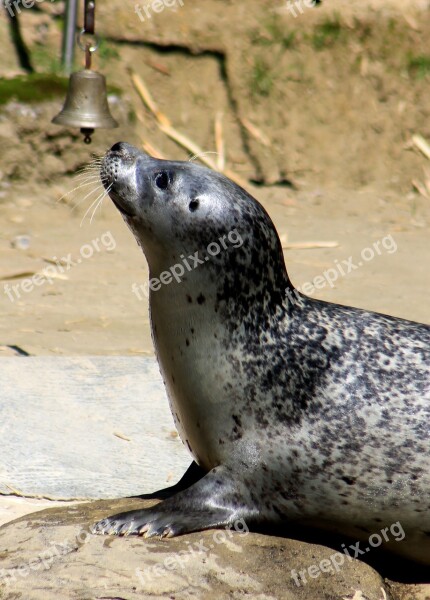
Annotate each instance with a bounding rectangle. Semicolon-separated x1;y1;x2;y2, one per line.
101;142;290;320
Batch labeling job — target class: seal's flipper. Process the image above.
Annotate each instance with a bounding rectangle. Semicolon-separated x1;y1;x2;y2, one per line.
91;465;253;537
129;461;206;501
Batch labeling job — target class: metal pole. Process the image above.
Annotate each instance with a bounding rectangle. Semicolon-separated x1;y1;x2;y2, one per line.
61;0;79;74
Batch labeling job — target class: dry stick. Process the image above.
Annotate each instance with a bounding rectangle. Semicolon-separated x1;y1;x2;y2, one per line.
158;121;218;170
145;58;171;76
0;271;37;281
240;117;271;148
113;431;131;442
131;71;171;128
412;134;430;161
130;71;249;188
280;234;339;250
412;179;430;200
0;268;69;282
215;112;225;172
131;71;215;166
282;241;339;250
136;111;166;160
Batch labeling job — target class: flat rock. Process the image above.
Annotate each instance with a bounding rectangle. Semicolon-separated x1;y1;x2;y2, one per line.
0;499;393;600
0;357;190;500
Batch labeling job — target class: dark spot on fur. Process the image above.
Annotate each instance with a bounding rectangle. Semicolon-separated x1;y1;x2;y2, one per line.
341;476;356;486
197;293;206;304
232;414;242;427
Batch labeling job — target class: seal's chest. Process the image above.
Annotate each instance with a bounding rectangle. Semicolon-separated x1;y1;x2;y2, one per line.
150;298;242;467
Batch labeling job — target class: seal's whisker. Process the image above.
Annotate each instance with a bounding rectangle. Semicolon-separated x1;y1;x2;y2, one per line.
90;184;113;224
74;169;101;180
74;180;104;204
77;160;103;173
75;164;103;178
57;177;102;205
89;194;105;224
57;179;101;202
69;177;102;190
65;176;101;190
72;187;104;213
76;155;104;169
188;151;219;163
77;183;107;224
80;191;105;227
73;170;102;181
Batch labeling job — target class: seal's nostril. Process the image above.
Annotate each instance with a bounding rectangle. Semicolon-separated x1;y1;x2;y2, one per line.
111;142;123;153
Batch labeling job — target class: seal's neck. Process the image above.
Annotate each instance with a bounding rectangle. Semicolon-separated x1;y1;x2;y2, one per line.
149;241;292;336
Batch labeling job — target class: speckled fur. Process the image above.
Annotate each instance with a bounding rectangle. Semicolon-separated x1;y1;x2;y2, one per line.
92;143;430;565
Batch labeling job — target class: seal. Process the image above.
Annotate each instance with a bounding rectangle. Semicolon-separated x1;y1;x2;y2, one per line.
91;142;430;566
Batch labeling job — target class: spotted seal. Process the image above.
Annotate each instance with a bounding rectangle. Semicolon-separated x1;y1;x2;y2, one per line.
91;142;430;566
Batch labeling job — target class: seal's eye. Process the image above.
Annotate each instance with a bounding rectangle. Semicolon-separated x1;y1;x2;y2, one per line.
154;172;169;190
189;199;199;212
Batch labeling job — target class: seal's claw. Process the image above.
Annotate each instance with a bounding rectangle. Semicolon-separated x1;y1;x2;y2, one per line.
118;522;133;536
90;518;110;535
142;520;175;539
91;508;178;538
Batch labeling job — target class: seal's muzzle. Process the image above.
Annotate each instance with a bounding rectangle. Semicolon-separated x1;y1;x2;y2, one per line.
100;142;144;218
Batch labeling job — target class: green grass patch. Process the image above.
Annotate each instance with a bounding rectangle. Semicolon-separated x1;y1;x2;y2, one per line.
97;38;120;65
263;20;296;49
250;56;274;97
407;54;430;79
0;74;69;105
251;20;296;49
31;46;63;74
311;16;345;50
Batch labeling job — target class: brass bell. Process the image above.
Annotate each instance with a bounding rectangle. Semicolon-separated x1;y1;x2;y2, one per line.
52;69;118;143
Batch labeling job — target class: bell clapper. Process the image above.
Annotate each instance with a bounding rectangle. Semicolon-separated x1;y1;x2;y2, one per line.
81;128;94;144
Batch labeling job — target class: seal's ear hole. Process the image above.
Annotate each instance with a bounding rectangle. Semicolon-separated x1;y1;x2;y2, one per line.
189;199;199;212
154;171;170;190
